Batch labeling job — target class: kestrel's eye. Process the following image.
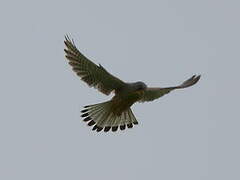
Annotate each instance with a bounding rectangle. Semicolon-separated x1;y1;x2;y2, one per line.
137;83;147;90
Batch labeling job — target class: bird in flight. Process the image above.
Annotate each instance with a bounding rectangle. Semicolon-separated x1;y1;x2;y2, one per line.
64;36;200;132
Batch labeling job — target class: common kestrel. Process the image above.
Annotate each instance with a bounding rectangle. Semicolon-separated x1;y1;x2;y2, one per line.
64;36;200;132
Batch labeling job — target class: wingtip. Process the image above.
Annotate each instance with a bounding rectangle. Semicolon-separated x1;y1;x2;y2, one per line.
64;34;69;43
191;74;201;85
64;34;70;40
195;74;201;83
64;34;75;46
179;74;201;88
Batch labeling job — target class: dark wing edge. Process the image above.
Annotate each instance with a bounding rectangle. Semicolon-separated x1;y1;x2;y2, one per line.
139;75;201;102
64;35;126;95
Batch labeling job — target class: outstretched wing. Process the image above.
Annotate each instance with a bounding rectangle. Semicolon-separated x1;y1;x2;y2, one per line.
64;36;126;95
139;75;201;102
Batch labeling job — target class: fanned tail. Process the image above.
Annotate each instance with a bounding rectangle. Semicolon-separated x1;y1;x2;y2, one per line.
81;101;138;132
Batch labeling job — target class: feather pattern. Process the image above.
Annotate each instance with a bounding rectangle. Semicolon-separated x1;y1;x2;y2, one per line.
140;75;201;102
81;101;138;132
64;35;126;95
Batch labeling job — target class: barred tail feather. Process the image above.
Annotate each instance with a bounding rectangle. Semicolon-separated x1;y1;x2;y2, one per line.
81;101;138;132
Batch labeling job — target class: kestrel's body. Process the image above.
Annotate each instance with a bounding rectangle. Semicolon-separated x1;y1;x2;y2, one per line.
64;36;201;132
111;88;145;115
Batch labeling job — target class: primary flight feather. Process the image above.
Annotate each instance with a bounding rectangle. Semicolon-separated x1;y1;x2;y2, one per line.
64;35;201;132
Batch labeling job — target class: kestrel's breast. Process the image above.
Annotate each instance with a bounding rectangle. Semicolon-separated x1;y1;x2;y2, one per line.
111;90;144;115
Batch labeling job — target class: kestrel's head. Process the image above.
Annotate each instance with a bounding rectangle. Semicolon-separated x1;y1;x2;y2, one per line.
133;81;147;91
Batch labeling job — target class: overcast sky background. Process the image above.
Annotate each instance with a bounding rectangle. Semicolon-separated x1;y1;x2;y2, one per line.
1;0;240;179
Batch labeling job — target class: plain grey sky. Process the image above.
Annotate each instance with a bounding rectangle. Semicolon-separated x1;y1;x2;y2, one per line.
1;0;240;179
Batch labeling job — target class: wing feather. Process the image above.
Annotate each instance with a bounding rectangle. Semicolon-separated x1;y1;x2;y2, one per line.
64;35;126;95
140;75;201;102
